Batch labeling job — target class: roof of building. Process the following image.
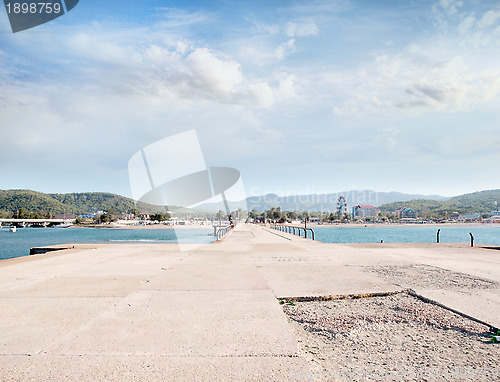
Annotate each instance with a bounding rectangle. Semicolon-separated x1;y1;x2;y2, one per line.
400;207;416;212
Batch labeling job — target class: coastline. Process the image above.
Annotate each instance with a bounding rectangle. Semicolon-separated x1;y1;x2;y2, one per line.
72;222;216;230
81;222;500;230
303;222;500;228
3;222;498;264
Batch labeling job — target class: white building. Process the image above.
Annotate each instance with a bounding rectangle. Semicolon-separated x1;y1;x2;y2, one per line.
352;205;380;218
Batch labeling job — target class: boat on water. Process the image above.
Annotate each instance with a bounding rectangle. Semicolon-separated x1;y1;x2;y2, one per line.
9;226;17;233
54;222;73;228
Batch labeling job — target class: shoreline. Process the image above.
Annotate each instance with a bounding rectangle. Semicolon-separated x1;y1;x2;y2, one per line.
2;223;499;264
299;222;500;228
80;222;500;230
71;222;216;230
4;222;499;230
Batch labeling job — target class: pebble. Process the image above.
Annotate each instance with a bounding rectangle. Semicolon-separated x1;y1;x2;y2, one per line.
283;294;499;382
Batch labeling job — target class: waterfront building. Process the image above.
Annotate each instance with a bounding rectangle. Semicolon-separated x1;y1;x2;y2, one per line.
396;207;418;219
352;205;380;219
486;215;500;223
79;214;96;219
458;213;481;222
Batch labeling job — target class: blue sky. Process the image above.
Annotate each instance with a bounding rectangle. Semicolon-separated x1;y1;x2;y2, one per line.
1;0;500;198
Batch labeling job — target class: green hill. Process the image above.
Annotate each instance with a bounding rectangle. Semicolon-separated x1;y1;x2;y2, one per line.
48;192;139;214
379;189;500;217
446;190;500;212
0;189;164;217
2;188;499;219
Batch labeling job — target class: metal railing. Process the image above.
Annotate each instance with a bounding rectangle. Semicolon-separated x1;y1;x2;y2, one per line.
272;224;315;240
215;225;233;241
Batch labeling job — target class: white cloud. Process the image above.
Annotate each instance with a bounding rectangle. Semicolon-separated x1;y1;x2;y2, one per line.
8;23;298;107
70;32;143;66
186;48;243;94
236;35;298;64
433;1;500;47
277;74;297;100
379;127;400;136
252;20;280;35
436;0;463;17
375;55;402;79
55;24;300;106
2;2;500;196
478;10;500;29
176;41;189;55
458;15;475;34
145;44;180;66
155;8;213;29
285;21;319;38
248;82;275;107
472;74;500;101
315;33;500;116
232;19;317;64
274;39;296;60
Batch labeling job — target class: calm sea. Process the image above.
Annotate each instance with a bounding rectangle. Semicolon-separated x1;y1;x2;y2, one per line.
1;225;499;261
314;225;500;245
0;227;215;261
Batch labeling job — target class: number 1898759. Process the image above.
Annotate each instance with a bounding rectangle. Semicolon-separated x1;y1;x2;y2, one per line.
6;2;62;14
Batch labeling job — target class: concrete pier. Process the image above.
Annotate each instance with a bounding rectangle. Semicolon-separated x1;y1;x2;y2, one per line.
1;224;499;381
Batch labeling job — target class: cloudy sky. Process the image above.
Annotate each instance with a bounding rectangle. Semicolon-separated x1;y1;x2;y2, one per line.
1;0;499;198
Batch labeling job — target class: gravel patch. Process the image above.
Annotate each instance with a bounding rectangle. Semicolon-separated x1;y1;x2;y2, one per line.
283;293;499;381
362;264;498;290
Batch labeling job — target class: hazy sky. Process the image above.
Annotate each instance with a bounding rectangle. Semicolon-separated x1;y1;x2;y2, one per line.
1;0;499;198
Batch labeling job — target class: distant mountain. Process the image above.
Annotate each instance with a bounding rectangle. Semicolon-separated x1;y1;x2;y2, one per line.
2;188;496;218
195;190;450;213
0;189;165;216
378;189;500;215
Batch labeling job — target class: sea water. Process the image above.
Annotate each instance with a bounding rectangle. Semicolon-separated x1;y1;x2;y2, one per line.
314;225;500;245
2;225;499;262
0;227;214;261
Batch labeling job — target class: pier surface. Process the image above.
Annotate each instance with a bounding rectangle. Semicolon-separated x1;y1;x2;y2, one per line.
1;224;499;381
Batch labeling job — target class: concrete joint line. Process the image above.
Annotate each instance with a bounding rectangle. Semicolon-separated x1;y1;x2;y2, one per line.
40;352;300;358
262;228;292;241
278;289;407;303
407;289;499;334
